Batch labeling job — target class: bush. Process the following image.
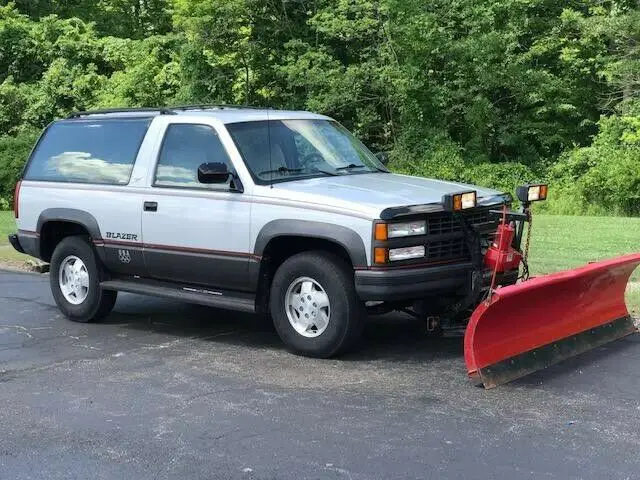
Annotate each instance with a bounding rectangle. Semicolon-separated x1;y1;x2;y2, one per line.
0;130;39;206
0;196;9;210
389;133;468;181
542;113;640;216
389;132;540;197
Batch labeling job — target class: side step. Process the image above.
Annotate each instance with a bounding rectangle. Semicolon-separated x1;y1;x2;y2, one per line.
100;278;256;313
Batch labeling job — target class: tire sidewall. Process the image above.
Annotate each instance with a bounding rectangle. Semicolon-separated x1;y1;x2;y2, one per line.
50;237;103;322
270;253;358;357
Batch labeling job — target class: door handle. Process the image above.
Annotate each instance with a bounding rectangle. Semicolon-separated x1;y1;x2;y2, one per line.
143;201;158;212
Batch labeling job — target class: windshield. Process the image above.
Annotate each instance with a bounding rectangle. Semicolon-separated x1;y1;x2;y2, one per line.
226;119;387;184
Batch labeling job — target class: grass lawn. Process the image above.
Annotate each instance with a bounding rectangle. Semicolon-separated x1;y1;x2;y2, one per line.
0;210;29;268
0;211;638;311
525;215;640;315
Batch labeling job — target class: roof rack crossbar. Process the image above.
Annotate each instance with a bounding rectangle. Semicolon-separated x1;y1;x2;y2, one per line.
68;107;176;118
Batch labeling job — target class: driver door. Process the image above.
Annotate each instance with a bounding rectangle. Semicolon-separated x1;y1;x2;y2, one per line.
141;122;252;291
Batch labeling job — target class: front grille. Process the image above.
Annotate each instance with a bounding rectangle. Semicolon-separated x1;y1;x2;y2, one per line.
424;207;498;263
425;239;466;262
427;208;494;235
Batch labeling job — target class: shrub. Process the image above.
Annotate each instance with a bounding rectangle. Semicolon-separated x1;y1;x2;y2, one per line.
389;132;540;197
0;130;39;205
542;113;640;216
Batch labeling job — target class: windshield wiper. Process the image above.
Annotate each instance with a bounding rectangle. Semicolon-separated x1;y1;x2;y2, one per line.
335;163;387;173
258;166;304;176
335;163;368;171
310;167;340;176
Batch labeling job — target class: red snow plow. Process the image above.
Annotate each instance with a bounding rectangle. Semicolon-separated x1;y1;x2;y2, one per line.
460;185;639;388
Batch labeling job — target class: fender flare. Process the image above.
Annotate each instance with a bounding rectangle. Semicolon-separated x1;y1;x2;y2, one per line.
254;219;368;268
37;208;103;239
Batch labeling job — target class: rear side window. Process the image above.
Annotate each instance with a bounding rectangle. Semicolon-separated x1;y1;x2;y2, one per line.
23;118;151;185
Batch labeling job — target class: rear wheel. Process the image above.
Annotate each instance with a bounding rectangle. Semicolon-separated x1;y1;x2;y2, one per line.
270;251;364;357
50;236;117;323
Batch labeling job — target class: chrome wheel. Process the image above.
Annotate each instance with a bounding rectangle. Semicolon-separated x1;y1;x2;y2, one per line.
285;276;331;338
58;255;90;305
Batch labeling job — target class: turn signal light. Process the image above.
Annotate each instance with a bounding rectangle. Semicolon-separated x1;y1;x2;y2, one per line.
374;223;388;241
374;247;388;264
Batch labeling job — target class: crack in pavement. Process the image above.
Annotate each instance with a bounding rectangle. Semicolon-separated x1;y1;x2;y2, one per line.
0;296;56;310
0;325;34;338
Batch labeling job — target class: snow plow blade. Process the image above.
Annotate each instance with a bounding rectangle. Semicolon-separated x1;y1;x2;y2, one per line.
464;253;640;389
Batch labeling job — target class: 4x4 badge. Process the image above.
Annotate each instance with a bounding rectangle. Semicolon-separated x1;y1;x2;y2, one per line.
118;249;131;264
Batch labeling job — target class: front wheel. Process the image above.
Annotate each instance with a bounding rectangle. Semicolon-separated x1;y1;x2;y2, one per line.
50;236;117;323
269;251;364;357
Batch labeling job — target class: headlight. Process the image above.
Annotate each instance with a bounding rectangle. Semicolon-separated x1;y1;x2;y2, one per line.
389;245;425;261
387;220;426;238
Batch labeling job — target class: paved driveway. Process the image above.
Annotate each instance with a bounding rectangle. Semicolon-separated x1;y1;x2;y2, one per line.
2;270;640;479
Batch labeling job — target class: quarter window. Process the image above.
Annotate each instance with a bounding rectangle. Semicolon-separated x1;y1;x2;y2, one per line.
155;124;233;189
24;118;151;185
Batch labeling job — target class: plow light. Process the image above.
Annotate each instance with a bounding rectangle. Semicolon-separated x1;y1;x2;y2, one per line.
443;191;477;211
516;183;548;203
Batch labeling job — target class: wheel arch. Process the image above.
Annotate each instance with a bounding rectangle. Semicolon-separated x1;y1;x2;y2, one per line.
252;220;368;315
253;220;368;268
37;209;102;262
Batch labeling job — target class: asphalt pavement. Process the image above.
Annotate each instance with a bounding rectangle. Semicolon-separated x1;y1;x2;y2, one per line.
2;270;640;480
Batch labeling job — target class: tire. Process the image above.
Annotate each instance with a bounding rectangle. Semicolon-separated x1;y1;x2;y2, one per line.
50;236;117;323
269;251;364;358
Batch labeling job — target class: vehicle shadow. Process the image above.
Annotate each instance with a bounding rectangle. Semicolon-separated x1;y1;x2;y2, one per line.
104;294;464;362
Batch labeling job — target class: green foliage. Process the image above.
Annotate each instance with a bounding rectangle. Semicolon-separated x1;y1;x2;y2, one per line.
389;131;538;195
0;0;638;216
543;109;640;216
0;130;38;203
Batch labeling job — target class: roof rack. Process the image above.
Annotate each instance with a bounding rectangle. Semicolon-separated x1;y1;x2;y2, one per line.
169;104;261;111
68;107;176;118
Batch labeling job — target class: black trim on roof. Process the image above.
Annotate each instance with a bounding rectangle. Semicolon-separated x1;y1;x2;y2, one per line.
67;104;264;119
68;107;177;118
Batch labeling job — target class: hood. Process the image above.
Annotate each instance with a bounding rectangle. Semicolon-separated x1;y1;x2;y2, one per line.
259;173;504;218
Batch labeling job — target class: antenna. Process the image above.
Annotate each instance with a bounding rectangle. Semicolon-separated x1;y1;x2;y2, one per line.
267;107;273;188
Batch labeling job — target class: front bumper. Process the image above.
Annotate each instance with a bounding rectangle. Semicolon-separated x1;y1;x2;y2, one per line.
354;262;518;301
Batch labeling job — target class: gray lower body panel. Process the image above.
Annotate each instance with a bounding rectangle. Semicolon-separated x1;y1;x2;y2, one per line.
143;249;257;293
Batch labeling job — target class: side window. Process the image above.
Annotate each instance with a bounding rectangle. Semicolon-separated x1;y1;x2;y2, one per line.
23;118;151;185
154;124;233;189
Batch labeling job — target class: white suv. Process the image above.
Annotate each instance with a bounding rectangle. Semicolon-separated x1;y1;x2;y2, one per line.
8;106;514;357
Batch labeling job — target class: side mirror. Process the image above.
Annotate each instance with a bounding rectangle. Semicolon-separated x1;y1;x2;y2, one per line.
375;151;390;165
198;162;230;184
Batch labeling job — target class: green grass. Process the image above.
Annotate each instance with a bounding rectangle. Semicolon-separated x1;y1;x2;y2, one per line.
0;211;638;311
0;210;29;267
526;215;640;277
525;215;640;315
